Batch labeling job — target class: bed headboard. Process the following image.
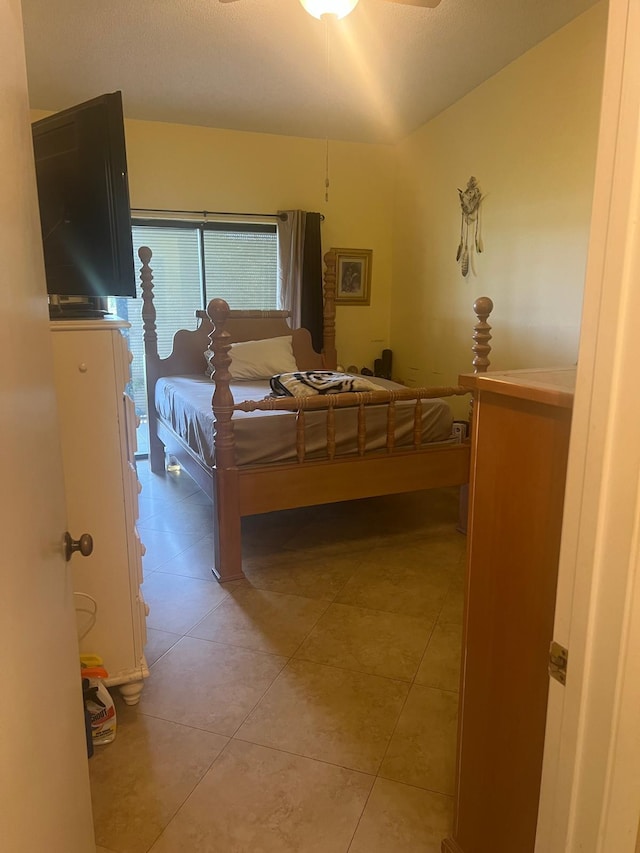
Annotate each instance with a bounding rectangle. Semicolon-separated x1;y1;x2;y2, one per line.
203;304;324;371
201;307;323;372
139;246;331;387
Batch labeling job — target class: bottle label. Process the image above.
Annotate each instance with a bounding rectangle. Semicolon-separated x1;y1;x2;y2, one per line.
90;702;115;727
85;681;117;744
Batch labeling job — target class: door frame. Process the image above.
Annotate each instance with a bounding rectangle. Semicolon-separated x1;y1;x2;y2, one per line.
536;0;640;849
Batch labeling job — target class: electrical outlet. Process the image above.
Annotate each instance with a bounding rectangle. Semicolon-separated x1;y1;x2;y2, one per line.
452;420;469;443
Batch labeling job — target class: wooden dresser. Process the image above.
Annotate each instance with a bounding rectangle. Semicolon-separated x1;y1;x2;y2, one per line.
443;368;575;853
51;318;149;704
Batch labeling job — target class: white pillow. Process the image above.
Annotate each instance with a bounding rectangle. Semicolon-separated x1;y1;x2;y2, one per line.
205;335;299;380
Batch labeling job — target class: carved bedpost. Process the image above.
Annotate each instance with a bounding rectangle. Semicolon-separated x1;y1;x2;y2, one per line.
207;298;236;470
322;250;338;370
139;246;165;474
471;296;494;375
467;295;494;428
207;298;243;582
469;296;494;425
459;296;494;535
140;246;157;361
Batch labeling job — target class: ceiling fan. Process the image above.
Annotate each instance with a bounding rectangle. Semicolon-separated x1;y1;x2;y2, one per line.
219;0;441;20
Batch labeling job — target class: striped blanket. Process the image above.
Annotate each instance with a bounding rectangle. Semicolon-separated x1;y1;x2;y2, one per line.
270;371;380;398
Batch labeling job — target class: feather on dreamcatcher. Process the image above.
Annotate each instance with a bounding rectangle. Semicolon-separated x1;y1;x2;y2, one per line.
456;176;484;277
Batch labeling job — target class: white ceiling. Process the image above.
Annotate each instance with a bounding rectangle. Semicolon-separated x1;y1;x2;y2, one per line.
21;0;600;144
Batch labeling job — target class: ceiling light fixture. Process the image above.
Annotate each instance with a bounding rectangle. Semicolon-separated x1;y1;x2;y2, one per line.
299;0;359;20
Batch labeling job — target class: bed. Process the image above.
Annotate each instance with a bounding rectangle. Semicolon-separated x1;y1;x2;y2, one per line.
139;246;494;583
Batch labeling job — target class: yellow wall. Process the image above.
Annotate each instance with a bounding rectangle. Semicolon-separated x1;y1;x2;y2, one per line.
125;120;396;370
391;2;607;411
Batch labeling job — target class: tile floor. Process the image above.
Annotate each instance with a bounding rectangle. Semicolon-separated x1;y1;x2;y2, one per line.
90;460;465;853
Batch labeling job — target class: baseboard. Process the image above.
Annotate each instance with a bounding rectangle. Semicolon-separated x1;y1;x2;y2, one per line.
441;837;465;853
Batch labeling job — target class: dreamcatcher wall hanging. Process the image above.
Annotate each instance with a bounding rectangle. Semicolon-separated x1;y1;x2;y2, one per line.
456;176;484;277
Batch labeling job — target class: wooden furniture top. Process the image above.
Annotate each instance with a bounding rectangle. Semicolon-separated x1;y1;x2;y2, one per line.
459;366;576;409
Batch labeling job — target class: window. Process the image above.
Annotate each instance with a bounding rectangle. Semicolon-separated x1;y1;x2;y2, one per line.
109;219;279;456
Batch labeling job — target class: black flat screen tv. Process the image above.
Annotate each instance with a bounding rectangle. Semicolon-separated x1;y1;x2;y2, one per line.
32;90;136;314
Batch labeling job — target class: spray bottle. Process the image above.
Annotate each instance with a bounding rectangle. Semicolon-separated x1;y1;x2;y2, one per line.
81;664;117;745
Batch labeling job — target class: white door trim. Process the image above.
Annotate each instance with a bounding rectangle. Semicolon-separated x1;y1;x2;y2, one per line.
536;0;640;849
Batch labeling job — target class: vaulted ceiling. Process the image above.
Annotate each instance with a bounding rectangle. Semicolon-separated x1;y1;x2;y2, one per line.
21;0;600;144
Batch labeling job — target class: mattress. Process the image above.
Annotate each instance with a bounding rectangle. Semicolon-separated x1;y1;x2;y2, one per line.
155;374;455;468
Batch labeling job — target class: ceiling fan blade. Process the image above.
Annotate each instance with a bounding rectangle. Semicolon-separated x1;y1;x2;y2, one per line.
383;0;442;7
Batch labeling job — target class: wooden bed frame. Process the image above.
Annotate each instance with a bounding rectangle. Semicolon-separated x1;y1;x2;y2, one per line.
139;246;493;583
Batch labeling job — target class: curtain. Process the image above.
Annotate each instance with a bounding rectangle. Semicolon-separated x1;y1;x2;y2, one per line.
277;210;324;352
277;210;306;327
300;212;323;353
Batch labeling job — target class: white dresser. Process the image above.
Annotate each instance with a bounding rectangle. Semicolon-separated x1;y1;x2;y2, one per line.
51;318;148;705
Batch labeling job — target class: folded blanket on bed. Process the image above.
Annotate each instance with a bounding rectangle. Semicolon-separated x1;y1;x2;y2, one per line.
270;371;380;397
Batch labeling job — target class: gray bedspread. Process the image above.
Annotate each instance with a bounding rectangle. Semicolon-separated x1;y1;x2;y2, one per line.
155;374;455;468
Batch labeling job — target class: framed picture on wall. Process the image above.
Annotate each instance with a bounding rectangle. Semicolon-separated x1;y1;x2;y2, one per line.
333;248;372;305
